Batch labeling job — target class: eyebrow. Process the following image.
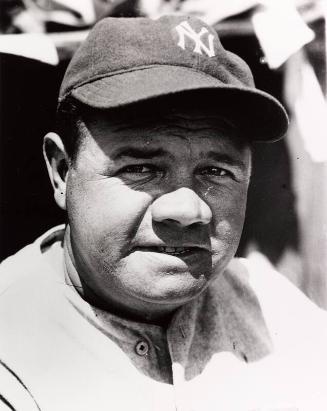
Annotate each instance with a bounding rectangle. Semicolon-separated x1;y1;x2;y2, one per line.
206;151;247;171
111;147;168;160
111;147;248;170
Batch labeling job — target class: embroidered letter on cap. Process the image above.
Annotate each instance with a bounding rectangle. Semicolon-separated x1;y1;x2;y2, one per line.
175;21;215;57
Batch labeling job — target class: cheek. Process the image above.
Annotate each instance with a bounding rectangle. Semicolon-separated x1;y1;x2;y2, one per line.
66;176;153;259
209;185;248;247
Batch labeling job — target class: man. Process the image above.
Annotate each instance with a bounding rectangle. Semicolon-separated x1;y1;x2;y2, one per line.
1;15;327;411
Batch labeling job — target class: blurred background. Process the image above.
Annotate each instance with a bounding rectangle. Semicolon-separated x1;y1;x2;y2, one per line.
0;0;326;308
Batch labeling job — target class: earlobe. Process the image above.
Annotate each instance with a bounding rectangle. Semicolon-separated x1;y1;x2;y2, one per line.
43;132;69;210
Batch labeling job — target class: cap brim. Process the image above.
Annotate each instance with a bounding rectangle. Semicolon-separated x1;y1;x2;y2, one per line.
70;65;289;142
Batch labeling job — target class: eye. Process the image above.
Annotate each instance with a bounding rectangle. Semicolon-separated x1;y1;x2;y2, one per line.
121;164;154;174
118;164;164;182
198;166;231;178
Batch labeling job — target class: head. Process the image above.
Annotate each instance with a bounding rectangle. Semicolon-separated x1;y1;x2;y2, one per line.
44;15;288;323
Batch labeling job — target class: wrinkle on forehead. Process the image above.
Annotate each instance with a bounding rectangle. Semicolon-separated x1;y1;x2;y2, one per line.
82;106;250;160
113;118;247;161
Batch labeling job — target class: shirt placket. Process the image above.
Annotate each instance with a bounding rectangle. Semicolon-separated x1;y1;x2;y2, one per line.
167;300;200;411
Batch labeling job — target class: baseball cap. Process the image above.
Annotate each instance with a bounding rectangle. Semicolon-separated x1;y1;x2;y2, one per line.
59;15;289;142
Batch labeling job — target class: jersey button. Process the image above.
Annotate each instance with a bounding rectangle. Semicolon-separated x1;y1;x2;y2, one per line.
135;340;149;356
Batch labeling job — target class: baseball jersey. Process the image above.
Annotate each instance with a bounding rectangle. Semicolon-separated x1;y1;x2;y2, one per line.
1;226;327;411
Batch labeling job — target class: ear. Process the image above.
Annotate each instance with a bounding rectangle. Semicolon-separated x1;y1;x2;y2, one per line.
43;132;69;210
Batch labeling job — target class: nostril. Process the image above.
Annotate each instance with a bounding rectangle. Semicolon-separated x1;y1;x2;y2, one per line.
165;218;179;224
156;218;183;226
157;218;208;228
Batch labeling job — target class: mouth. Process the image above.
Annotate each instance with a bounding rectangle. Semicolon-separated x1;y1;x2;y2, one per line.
133;246;207;256
157;246;193;256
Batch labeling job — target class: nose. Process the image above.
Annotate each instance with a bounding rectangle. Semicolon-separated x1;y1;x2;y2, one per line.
151;187;212;227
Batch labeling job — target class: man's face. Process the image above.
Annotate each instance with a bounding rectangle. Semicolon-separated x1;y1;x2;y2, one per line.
64;105;251;321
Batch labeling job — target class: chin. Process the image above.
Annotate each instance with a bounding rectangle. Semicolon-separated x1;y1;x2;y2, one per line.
128;271;211;305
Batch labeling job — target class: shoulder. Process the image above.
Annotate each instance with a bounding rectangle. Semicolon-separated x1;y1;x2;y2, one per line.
0;225;66;325
0;241;42;294
0;225;65;294
210;253;327;348
0;226;68;380
240;252;327;325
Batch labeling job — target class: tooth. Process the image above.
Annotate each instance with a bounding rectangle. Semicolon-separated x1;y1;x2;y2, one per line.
165;247;176;253
156;246;189;253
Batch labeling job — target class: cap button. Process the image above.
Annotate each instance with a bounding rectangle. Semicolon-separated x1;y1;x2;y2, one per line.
135;340;149;356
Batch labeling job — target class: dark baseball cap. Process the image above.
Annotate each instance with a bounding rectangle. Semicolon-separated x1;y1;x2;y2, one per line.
59;15;289;142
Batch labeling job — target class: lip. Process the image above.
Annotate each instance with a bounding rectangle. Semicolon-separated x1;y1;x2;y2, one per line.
132;245;211;256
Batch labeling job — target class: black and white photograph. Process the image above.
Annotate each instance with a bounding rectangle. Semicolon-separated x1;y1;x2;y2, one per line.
0;1;327;410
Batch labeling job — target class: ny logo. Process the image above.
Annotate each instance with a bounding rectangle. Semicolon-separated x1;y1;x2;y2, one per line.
175;21;215;57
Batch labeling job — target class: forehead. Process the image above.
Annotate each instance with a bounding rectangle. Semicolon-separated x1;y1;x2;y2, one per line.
81;103;250;156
